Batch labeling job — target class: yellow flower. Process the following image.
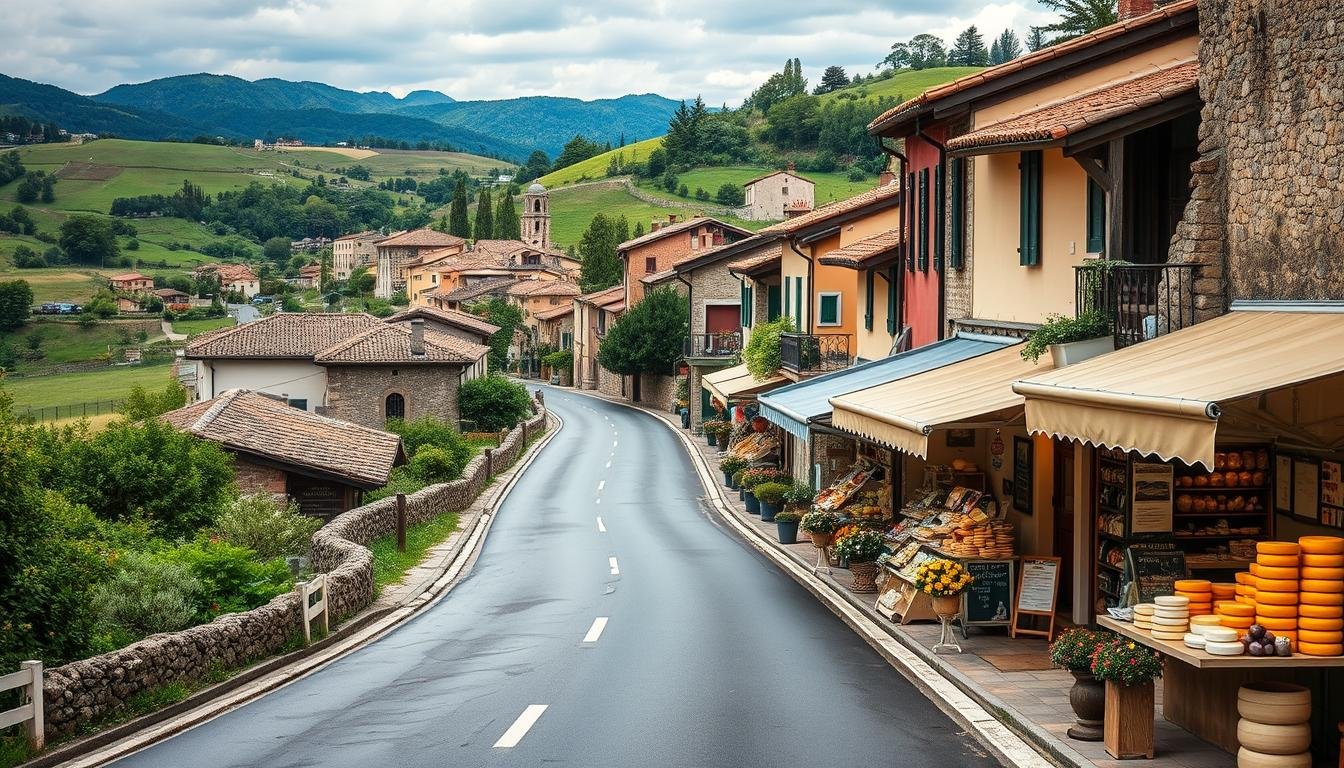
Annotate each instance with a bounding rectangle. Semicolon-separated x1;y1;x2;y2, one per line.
924;584;933;593
1128;642;1136;650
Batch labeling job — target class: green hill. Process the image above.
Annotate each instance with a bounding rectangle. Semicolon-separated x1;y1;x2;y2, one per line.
537;137;664;188
819;66;983;104
542;183;766;249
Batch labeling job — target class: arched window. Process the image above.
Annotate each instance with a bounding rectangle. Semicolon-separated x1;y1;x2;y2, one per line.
534;221;541;233
534;200;542;212
385;392;405;421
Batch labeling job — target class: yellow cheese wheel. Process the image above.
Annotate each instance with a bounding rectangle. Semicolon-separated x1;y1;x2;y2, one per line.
1236;585;1252;596
1300;566;1344;580
1219;602;1254;617
1301;591;1344;606
1277;629;1298;643
1235;571;1256;585
1174;579;1212;592
1297;616;1344;631
1297;629;1343;644
1300;579;1344;594
1299;536;1344;555
1254;590;1298;606
1234;595;1256;605
1251;564;1299;580
1256;553;1300;567
1255;577;1300;593
1177;591;1210;603
1302;553;1344;567
1255;603;1298;618
1297;640;1344;656
1256;616;1298;630
1299;603;1344;618
1259;541;1302;556
1221;616;1255;629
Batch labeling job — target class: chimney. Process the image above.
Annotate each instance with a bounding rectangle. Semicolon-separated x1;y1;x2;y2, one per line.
409;318;425;357
1119;0;1154;19
651;220;662;232
879;170;897;187
668;214;678;224
786;162;796;173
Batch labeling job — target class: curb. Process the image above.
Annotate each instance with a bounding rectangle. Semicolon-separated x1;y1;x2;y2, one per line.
33;411;563;768
561;388;1075;768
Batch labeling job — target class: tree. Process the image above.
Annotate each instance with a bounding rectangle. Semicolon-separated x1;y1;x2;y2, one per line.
1026;26;1048;51
517;150;550;183
716;183;746;206
39;176;55;203
1038;0;1118;44
662;96;709;167
645;147;668;177
8;206;34;235
494;188;521;239
468;297;524;372
473;186;494;241
814;66;850;94
263;236;291;263
15;172;42;204
882;42;912;71
763;95;822;149
458;376;533;431
0;280;33;330
742;316;794;380
58;216;119;266
552;135;604;171
346;265;375;296
578;214;624;293
906;34;948;69
632;221;645;238
118;380;189;420
948;26;991;66
448;178;470;238
990;29;1024;64
597;287;688;379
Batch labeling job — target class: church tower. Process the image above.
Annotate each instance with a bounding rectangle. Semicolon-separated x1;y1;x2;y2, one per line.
521;182;550;251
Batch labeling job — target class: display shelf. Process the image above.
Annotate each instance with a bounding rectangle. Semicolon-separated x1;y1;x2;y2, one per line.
1099;455;1128;466
1172;533;1263;540
1100;531;1127;543
1186;558;1254;571
1098;561;1121;573
1098;616;1344;668
1174;486;1270;493
1099;502;1125;516
1172;511;1267;517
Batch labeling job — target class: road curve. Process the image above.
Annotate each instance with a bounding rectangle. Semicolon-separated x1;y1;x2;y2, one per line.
108;386;1000;768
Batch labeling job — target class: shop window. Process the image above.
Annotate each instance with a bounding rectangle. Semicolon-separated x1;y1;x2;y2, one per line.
934;162;945;272
918;167;929;272
1087;178;1106;254
767;284;781;321
1019;150;1043;266
817;292;841;326
864;270;874;331
384;392;405;421
950;158;966;270
287;398;307;410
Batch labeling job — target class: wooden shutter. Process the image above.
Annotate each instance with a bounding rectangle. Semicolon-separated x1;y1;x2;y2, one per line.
906;171;917;272
1086;178;1106;254
918;167;929;272
767;284;781;321
794;277;803;331
950;157;966;270
783;275;791;319
886;265;897;334
864;269;874;330
934;162;945;272
1019;150;1043;266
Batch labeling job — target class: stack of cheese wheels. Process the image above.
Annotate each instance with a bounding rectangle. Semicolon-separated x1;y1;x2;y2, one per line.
1217;598;1255;632
1296;535;1344;656
1175;579;1213;615
1151;595;1190;641
1184;615;1228;649
1132;603;1155;632
1234;571;1257;606
1212;582;1236;603
1201;627;1244;656
1236;682;1312;768
1254;541;1301;644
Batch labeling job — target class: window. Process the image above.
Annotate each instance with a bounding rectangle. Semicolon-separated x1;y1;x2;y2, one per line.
646;256;657;273
781;186;788;195
431;273;438;284
740;282;753;328
534;200;542;212
817;292;841;327
767;284;781;321
1019;150;1043;266
864;270;874;331
934;162;945;272
561;331;572;349
384;392;405;421
287;398;307;410
1086;178;1106;254
918;167;929;272
690;232;698;249
950;157;966;270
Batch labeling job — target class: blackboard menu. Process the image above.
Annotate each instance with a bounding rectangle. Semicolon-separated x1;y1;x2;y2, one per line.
1125;544;1187;603
963;560;1014;625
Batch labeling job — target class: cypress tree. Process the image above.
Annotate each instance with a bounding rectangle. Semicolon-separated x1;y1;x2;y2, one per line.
494;189;521;240
448;178;470;238
473;187;494;241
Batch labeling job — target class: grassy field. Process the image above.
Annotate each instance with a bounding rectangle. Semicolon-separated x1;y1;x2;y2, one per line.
3;362;174;412
637;166;876;207
369;511;462;592
1;317;163;371
545;184;767;248
537;137;664;188
3;268;108;303
172;316;234;336
820;66;983;104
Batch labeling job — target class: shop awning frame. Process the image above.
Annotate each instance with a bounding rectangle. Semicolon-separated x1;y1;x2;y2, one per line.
702;363;787;403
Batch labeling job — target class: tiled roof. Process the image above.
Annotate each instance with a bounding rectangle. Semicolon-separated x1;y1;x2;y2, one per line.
868;0;1199;135
314;323;488;365
406;246;467;267
186;312;383;359
617;216;751;252
816;229;904;268
758;182;901;235
299;263;322;277
533;304;574;321
946;60;1199;154
376;228;466;248
471;239;570;261
197;263;258;282
162;390;403;488
110;272;149;281
334;230;379;241
506;280;582;298
152;288;189;298
640;268;679;285
436;277;517;302
383;306;501;336
606;301;626;313
743;168;816;187
576;285;626;307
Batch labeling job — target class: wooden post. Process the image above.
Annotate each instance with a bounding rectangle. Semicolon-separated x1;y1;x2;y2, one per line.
395;493;406;553
22;660;43;751
295;580;312;645
484;448;494;479
522;419;529;443
316;574;329;637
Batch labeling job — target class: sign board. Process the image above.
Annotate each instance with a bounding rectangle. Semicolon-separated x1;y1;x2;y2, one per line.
1125;544;1187;604
1130;461;1174;533
962;560;1015;626
1013;436;1034;515
1294;458;1320;522
1011;556;1060;639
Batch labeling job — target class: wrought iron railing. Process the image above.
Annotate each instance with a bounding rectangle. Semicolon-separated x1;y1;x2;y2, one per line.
781;333;851;374
683;331;742;358
1075;262;1198;348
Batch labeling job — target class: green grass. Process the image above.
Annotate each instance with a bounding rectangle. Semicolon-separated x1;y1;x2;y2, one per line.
819;66;983;104
2;317;163;371
1;268;107;303
3;363;174;412
637;166;876;207
544;184;767;248
369;511;461;592
537;137;664;188
172;317;234;336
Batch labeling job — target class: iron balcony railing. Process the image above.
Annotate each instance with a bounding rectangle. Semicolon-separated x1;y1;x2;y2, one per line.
683;331;742;358
781;332;851;374
1075;262;1198;349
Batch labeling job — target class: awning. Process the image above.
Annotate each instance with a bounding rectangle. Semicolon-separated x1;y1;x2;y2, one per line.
759;334;1015;442
1013;309;1344;469
830;341;1042;458
703;363;787;402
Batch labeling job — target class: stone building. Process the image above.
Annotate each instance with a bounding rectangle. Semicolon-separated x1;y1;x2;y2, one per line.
521;182;551;252
384;305;500;346
619;215;751;306
332;230;382;280
573;285;625;391
742;165;815;221
374;229;466;298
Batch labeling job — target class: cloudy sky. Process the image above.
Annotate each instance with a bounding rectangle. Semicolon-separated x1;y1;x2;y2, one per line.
4;0;1059;103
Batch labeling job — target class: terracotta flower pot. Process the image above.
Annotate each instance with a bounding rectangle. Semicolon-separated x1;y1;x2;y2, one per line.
1067;669;1105;742
932;594;962;617
716;432;729;449
809;531;833;548
1104;678;1155;759
849;560;879;593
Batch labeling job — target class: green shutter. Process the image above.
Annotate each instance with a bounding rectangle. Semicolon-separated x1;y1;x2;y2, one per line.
934;162;945;272
767;284;781;321
745;285;753;328
1086;178;1106;254
739;282;748;327
864;270;874;330
794;277;803;331
886;266;897;334
918;168;929;272
950;158;966;270
820;294;839;325
783;276;791;319
906;172;916;272
1019;150;1042;266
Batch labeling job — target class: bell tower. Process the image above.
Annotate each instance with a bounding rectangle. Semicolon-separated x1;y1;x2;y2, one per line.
522;182;550;251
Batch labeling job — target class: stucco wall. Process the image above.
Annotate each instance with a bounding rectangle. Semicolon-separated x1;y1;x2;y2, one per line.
202;359;328;411
745;172;815;221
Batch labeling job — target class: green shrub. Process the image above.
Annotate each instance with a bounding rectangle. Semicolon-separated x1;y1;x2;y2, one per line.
458;375;532;432
92;552;202;641
213;494;322;560
118;380;189;420
742;316;794;380
719;456;748;475
386;415;472;476
753;481;790;504
159;539;293;618
1020;310;1111;363
542;348;573;371
409;445;460;483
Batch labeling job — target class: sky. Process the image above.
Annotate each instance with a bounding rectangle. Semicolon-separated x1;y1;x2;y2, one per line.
3;0;1060;103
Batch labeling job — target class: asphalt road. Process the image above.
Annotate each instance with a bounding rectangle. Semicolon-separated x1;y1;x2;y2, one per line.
109;387;1000;768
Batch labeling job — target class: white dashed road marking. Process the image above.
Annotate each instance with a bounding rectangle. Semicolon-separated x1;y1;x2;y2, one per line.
608;557;620;575
596;517;606;532
582;617;608;644
493;705;548;748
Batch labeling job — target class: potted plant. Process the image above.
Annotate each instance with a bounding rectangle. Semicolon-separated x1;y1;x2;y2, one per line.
801;509;840;548
716;421;732;449
719;456;747;489
1049;628;1114;742
754;481;789;522
913;558;975;617
774;510;801;544
1020;310;1114;367
741;467;785;516
732;469;747;500
1091;637;1162;759
833;529;884;592
782;481;814;514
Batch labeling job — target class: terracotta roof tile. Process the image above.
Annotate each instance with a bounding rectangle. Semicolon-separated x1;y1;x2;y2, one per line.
617;216;751;252
334;230;379;242
506;280;582;297
185;313;383;359
383;306;501;336
195;263;258;282
314;323;487;365
375;228;466;248
742;168;816;187
640;268;679;285
728;245;783;277
757;182;901;235
109;272;149;281
436;277;517;302
534;304;574;321
576;285;626;305
816;229;904;269
162;390;403;488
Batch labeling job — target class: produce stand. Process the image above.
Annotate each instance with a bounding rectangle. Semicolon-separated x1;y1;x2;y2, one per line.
1097;616;1344;755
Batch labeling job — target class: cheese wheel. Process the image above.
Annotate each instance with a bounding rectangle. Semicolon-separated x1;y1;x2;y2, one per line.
1203;627;1239;642
1277;630;1299;643
1211;583;1237;598
1297;616;1344;631
1301;553;1344;567
1256;553;1300;567
1235;595;1256;605
1154;595;1189;607
1255;603;1298;618
1235;571;1256;585
1255;577;1300;593
1182;632;1207;648
1300;591;1344;606
1220;616;1254;629
1204;639;1246;656
1300;566;1344;580
1190;614;1223;626
1254;590;1298;606
1297;640;1344;656
1236;584;1252;596
1219;602;1254;617
1300;578;1344;593
1299;603;1344;618
1133;621;1153;631
1132;603;1156;615
1151;629;1187;641
1258;541;1302;556
1256;616;1298;630
1152;615;1190;627
1175;579;1212;592
1250;564;1299;580
1176;591;1209;605
1297;629;1344;644
1299;535;1344;555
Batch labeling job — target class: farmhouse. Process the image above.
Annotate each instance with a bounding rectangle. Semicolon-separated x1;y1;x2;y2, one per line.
194;263;260;299
153;287;191;304
108;272;153;293
742;165;815;222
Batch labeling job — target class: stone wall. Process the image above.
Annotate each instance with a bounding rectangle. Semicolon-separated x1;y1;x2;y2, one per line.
324;364;464;430
41;402;547;738
942;117;975;334
638;372;677;412
596;365;624;398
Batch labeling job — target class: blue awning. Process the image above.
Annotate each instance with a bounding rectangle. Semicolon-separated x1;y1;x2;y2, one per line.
757;333;1017;442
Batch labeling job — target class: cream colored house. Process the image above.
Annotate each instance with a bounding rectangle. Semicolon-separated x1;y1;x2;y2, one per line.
743;166;815;222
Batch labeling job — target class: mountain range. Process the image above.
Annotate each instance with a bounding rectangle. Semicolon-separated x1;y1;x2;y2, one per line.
0;72;685;161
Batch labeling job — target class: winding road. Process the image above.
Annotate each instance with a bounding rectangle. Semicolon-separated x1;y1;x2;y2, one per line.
108;387;1000;768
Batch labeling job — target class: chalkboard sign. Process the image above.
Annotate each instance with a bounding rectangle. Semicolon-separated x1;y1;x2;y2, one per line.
962;560;1015;626
1013;436;1034;515
1125;544;1188;604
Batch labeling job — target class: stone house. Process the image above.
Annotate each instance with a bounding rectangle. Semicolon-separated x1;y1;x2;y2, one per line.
153;287;190;305
162;389;405;521
742;165;815;222
109;272;153;293
296;262;322;289
573;285;625;393
374;229;466;298
619;215;751;306
409;241;578;309
195;263;261;299
332;230;382;280
431;276;518;312
534;304;574;353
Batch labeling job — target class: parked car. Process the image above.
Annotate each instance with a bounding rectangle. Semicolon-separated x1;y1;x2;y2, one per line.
38;302;81;314
251;295;274;305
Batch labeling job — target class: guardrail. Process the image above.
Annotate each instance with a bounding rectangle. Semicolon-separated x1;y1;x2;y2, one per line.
0;660;44;750
1075;262;1198;348
296;574;329;645
683;331;741;358
18;399;126;422
781;333;851;374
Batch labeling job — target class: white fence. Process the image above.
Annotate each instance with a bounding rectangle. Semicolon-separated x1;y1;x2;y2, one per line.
297;574;329;645
0;660;44;750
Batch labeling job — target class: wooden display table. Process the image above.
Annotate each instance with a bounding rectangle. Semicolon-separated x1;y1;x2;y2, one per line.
1098;616;1344;755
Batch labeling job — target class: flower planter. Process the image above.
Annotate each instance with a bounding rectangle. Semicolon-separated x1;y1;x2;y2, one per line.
738;487;745;502
932;595;962;617
849;561;879;593
776;519;799;544
716;433;729;450
808;531;833;548
1104;679;1155;759
759;499;779;522
1049;335;1115;368
744;491;761;515
705;433;718;447
1067;670;1105;742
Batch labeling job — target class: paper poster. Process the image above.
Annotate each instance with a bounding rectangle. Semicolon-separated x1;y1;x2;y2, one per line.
1130;461;1174;533
1276;455;1294;513
1321;460;1342;508
1016;558;1059;614
1294;459;1320;522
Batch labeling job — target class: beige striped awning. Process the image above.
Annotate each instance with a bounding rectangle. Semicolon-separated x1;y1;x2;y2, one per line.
703;363;787;403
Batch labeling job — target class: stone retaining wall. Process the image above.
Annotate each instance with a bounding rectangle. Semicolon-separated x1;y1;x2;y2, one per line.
41;402;547;737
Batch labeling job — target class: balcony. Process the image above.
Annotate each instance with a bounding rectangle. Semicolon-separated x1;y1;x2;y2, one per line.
781;333;851;374
1075;262;1198;349
683;331;742;359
